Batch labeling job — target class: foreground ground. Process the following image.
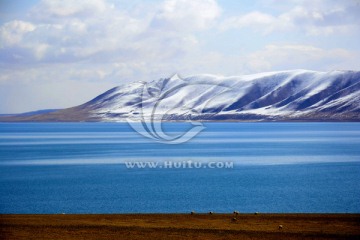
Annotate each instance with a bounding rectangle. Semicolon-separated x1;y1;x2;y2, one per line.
1;214;360;240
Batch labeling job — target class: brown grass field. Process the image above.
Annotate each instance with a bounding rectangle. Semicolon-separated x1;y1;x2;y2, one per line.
1;213;360;240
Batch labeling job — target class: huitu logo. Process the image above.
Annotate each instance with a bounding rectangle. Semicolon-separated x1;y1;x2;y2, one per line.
127;74;230;144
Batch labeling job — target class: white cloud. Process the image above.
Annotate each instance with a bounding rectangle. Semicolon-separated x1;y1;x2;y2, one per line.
174;44;359;76
245;44;358;72
221;0;360;35
0;0;150;64
0;63;116;113
151;0;221;31
29;0;109;20
0;20;36;46
0;0;219;64
222;11;266;27
220;11;287;34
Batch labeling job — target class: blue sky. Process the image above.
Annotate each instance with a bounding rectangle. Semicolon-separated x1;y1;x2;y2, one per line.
0;0;359;113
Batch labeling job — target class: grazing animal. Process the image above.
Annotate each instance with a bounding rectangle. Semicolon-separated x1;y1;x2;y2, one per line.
209;211;213;215
278;225;283;230
231;217;237;222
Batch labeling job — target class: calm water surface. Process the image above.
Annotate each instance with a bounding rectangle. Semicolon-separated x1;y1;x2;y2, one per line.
0;122;359;213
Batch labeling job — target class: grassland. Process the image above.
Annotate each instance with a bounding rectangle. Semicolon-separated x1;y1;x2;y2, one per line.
1;213;360;239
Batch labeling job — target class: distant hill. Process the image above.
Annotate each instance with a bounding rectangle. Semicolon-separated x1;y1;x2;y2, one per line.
0;109;59;118
1;70;359;122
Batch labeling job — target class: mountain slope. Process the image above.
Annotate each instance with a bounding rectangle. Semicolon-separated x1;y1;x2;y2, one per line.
1;70;360;122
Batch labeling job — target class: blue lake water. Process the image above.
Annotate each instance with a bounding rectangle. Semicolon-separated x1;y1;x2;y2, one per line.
0;122;359;213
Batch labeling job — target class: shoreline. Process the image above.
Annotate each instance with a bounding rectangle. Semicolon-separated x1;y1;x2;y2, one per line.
1;213;360;240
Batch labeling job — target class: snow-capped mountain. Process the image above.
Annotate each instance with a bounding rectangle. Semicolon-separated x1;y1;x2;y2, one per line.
2;70;360;122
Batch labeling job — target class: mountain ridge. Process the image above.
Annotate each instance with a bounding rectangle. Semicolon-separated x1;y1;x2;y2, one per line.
1;70;359;122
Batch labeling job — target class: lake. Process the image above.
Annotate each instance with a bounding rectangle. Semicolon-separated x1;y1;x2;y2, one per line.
0;122;359;213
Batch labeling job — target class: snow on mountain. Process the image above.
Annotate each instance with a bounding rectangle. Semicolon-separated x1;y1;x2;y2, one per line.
1;70;359;122
87;69;360;121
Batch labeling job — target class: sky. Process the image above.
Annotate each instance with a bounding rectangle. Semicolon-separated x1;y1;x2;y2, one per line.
0;0;359;113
